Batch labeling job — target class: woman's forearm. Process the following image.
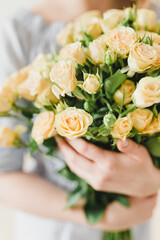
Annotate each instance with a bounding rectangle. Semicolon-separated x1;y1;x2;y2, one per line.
0;172;87;225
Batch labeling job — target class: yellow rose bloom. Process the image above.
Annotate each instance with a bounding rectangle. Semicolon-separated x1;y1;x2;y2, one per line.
101;9;123;33
106;26;137;57
83;74;100;94
55;107;93;140
25;69;48;97
128;42;157;73
132;76;160;108
142;113;160;135
152;43;160;68
17;81;36;101
88;34;107;64
5;65;31;95
111;116;133;141
31;111;57;145
136;9;156;31
113;80;135;105
130;108;153;131
0;85;15;113
50;60;77;99
137;31;160;45
73;10;102;41
56;23;74;46
59;42;86;65
32;54;56;80
35;84;58;108
0;127;17;147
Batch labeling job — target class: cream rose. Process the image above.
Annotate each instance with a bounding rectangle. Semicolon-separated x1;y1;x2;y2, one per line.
56;23;74;46
32;54;55;80
5;65;31;95
73;10;102;41
0;127;17;147
128;42;157;73
106;26;137;57
25;69;48;97
35;84;58;108
132;76;160;108
130;108;153;131
111;116;133;141
101;9;123;33
59;42;86;65
137;31;160;45
152;43;160;68
17;81;36;101
50;60;77;99
31;111;57;145
136;9;156;31
142;113;160;135
113;80;135;105
55;107;93;140
88;34;107;64
83;74;100;94
0;85;15;113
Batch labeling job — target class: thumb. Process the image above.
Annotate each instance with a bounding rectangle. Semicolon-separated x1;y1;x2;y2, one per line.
117;138;148;161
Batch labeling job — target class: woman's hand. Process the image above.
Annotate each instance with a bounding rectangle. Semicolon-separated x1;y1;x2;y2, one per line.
56;137;160;197
95;195;157;231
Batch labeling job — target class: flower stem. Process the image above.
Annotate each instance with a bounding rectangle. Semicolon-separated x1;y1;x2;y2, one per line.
104;230;133;240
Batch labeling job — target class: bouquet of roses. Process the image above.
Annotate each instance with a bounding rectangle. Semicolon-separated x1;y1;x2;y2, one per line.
1;5;160;240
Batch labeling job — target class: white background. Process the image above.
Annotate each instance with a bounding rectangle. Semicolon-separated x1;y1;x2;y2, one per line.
0;0;160;239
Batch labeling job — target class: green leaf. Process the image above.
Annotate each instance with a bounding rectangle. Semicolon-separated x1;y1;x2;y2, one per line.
120;105;137;118
152;156;160;169
81;31;94;47
84;201;106;224
116;195;130;207
73;87;86;100
151;69;160;77
66;187;83;208
104;70;127;100
99;124;111;136
145;137;160;157
58;166;80;181
43;105;54;111
43;137;57;156
152;104;158;118
28;137;39;155
84;100;96;112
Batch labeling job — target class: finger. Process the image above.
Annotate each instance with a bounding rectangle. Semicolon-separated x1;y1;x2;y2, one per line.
56;137;95;182
117;138;149;162
66;138;116;163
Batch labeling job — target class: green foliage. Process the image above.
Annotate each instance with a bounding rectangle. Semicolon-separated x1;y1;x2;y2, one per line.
104;70;127;100
116;195;130;207
42;105;55;111
84;100;96;112
145;137;160;157
80;31;94;47
14;100;40;119
118;5;136;29
73;87;86;100
152;104;158;118
99;124;111;136
28;137;39;155
43;137;57;156
84;200;106;224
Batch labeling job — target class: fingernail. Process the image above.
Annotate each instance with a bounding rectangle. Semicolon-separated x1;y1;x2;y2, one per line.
122;139;129;147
